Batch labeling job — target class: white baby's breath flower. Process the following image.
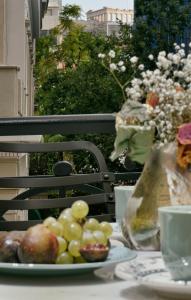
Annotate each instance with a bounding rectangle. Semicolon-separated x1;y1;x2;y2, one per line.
136;91;142;98
138;64;144;70
154;69;160;76
120;66;126;72
130;56;138;64
156;62;162;68
148;54;154;60
109;63;117;71
100;43;191;148
143;79;150;86
108;50;115;58
178;49;185;57
173;70;179;77
158;51;166;57
177;71;184;78
159;111;165;118
98;53;105;58
172;54;181;64
167;53;173;60
146;70;152;77
118;61;124;66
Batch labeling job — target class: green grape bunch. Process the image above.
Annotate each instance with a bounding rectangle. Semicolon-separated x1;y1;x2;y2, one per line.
43;200;113;264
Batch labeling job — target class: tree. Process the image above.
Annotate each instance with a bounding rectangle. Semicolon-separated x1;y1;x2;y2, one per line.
133;0;191;64
59;4;81;31
34;5;135;174
34;34;58;89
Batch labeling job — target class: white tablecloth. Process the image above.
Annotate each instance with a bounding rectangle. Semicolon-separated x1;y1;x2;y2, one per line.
0;224;163;300
0;252;165;300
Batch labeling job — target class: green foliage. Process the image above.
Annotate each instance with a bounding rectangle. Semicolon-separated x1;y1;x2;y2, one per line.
34;34;58;88
55;26;109;67
59;4;81;30
37;62;122;115
133;0;191;64
33;5;135;178
35;59;125;173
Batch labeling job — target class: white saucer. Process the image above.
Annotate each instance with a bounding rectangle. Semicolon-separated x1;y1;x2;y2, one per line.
115;255;191;299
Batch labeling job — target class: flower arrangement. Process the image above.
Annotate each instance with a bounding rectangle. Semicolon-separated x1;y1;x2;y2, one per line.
98;43;191;165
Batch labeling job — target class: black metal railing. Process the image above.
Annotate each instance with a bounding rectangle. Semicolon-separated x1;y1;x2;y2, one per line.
0;114;141;230
0;114;116;135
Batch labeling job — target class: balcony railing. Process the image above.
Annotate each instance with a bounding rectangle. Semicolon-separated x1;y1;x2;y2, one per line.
0;114;116;135
0;114;141;230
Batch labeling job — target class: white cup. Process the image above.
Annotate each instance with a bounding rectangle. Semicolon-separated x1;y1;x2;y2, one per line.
114;185;134;226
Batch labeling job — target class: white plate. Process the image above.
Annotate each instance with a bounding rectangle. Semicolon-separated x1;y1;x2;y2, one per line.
0;246;136;276
115;255;191;299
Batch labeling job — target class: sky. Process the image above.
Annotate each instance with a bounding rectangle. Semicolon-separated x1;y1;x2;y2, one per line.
62;1;134;19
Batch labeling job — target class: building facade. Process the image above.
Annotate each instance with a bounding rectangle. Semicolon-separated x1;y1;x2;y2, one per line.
0;0;48;221
87;7;133;24
42;0;62;31
86;7;134;36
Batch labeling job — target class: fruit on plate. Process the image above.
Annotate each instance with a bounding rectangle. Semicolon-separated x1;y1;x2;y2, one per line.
71;200;89;219
0;200;113;264
0;231;25;263
80;243;109;262
17;224;58;264
43;200;113;264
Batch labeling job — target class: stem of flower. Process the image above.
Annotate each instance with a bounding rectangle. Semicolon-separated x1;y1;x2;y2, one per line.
110;71;127;102
101;61;128;102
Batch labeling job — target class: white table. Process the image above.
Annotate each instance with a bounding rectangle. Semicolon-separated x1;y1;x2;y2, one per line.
0;225;163;300
0;252;163;300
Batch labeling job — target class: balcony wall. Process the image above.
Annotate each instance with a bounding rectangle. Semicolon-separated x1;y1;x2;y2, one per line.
0;0;46;221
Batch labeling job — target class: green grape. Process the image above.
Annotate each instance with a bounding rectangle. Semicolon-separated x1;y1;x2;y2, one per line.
46;221;64;236
59;208;72;217
99;222;113;238
57;236;67;254
93;230;107;245
68;240;81;257
74;256;87;264
83;218;100;231
64;222;82;242
56;252;73;264
71;200;89;219
81;230;96;246
43;216;57;227
58;213;75;227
